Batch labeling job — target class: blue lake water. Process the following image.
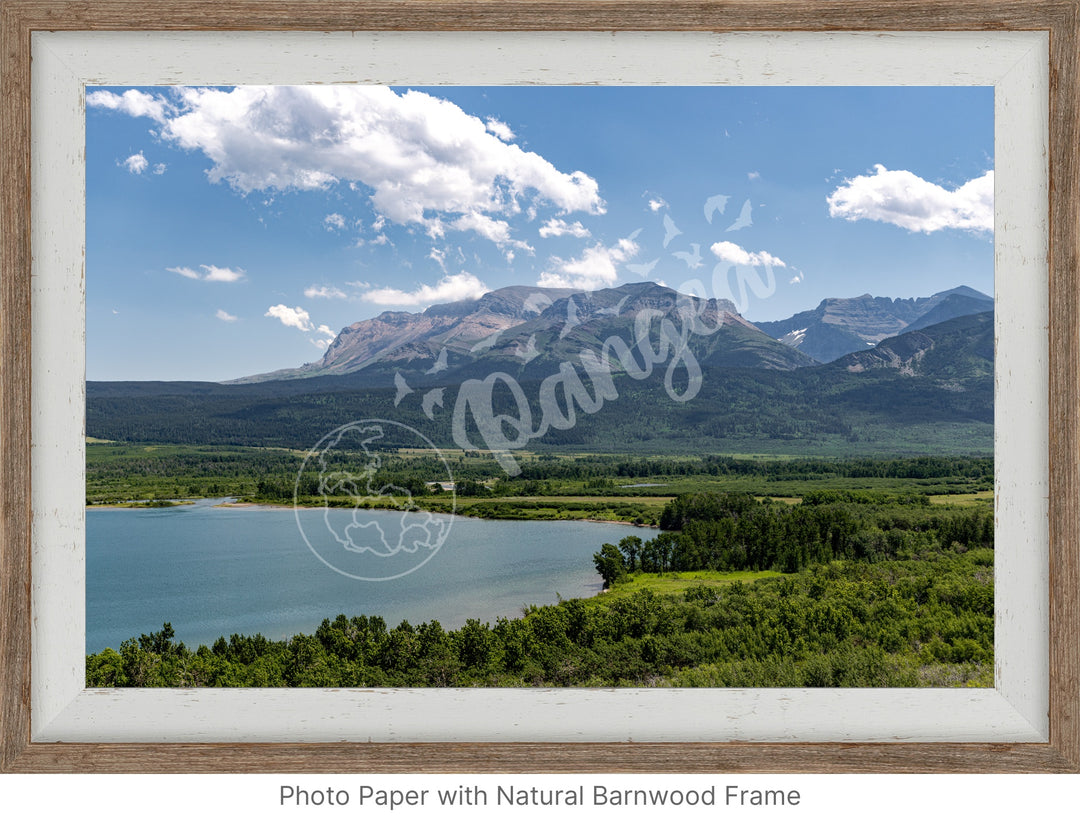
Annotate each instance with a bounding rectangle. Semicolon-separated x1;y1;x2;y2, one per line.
86;499;657;653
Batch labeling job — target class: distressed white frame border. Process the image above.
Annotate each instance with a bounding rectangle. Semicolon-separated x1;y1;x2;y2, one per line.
29;31;1048;743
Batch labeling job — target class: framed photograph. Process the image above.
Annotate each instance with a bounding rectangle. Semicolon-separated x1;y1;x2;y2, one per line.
2;1;1078;773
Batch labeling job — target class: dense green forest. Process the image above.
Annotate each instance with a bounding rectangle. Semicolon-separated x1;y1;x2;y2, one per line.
87;355;992;456
593;490;992;584
85;547;992;689
86;479;994;689
86;443;992;505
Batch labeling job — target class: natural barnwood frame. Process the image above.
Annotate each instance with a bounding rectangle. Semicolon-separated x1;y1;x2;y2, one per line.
1;1;1077;774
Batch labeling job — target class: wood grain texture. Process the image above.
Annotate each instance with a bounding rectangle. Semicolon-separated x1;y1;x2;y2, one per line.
0;0;33;774
2;0;1079;774
5;741;1078;774
1048;0;1080;772
0;0;1077;32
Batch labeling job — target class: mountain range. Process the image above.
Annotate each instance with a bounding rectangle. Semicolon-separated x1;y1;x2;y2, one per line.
230;281;819;385
87;281;995;457
752;285;992;364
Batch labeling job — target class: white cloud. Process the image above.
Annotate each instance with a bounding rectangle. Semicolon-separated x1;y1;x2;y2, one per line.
265;307;335;345
710;241;787;268
429;248;448;270
355;232;390;249
167;266;200;280
449;212;533;253
324;213;346;231
486;118;515;141
87;89;171;122
304;285;347;299
152;163;167;175
168;264;244;282
265;304;314;331
122;152;148;174
537;236;641;291
538;218;591;239
747;171;761;181
790;271;804;285
215;309;238;322
827;164;993;234
118;86;604;236
309;324;337;349
202;265;245;282
346;280;371;289
643;195;669;213
361;272;489;307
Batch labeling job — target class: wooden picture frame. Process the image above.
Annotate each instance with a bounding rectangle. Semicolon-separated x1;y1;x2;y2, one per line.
1;0;1077;774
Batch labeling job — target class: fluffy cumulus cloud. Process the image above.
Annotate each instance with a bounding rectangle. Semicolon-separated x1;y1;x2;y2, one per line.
215;309;238;322
87;89;171;122
202;265;245;282
96;86;605;243
122;152;148;174
167;264;245;282
485;117;515;141
827;165;994;234
311;324;337;349
323;213;346;231
361;272;489;307
710;241;787;268
265;304;313;331
538;218;591;239
265;304;336;347
537;236;641;291
449;212;534;253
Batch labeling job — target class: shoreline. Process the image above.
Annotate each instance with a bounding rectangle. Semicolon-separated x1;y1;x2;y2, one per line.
87;496;652;527
240;498;650;526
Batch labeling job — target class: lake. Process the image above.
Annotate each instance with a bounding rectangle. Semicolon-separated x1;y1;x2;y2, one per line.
86;499;658;653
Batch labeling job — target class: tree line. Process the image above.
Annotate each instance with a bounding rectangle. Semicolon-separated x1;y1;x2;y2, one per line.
86;545;993;689
594;491;993;586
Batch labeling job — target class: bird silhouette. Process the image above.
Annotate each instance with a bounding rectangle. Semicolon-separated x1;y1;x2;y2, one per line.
560;297;582;339
662;214;683;248
523;292;554;315
627;258;660;278
425;347;448;375
725;199;753;232
515;334;541;363
673;243;703;269
393;372;413;406
469;331;502;353
626;256;656;280
703;194;730;224
596;296;629;316
421;387;445;419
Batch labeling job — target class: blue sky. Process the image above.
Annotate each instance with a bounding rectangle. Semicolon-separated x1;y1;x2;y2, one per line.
86;85;993;381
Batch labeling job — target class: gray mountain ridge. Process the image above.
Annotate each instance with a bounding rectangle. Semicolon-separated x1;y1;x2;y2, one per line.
752;285;992;364
229;281;813;385
227;281;991;386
